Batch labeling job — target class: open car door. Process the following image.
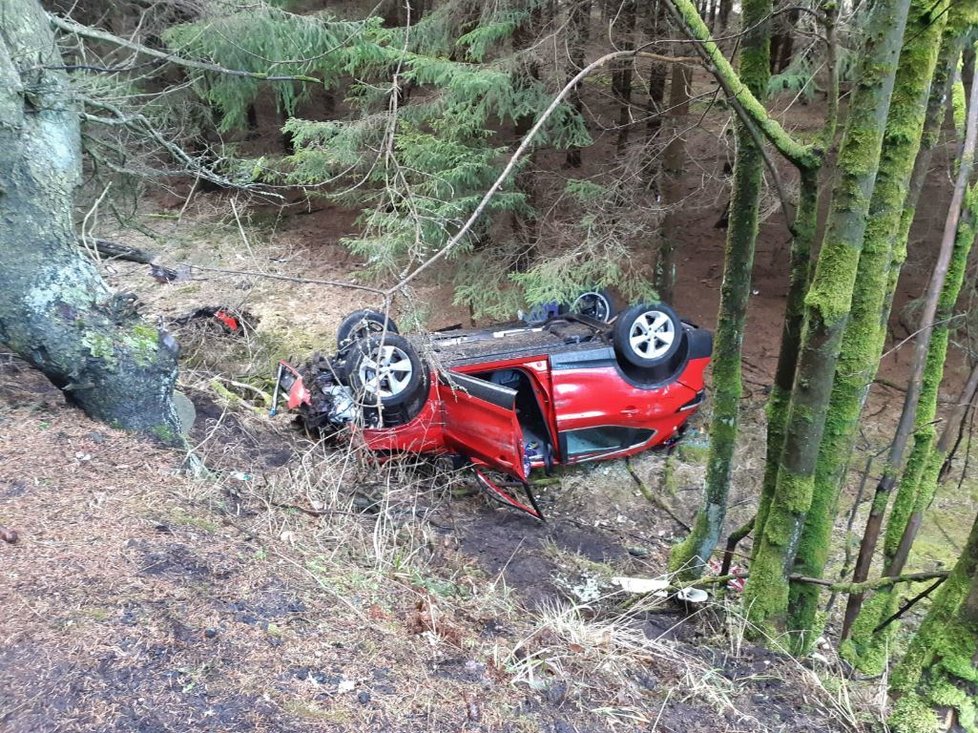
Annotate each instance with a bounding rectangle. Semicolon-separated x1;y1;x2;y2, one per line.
438;372;543;519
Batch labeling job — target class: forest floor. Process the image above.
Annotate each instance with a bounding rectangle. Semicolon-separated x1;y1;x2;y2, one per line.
3;68;978;733
1;352;864;732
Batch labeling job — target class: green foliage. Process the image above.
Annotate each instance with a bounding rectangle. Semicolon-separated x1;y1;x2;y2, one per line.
233;0;591;308
162;5;382;130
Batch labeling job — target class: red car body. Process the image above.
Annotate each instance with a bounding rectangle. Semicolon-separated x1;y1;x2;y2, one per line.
281;309;711;519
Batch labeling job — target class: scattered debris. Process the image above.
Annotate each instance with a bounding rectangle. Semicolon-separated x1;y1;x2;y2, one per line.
170;306;258;336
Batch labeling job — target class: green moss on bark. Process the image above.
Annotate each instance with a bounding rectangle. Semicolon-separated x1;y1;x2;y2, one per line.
670;0;771;577
744;0;914;635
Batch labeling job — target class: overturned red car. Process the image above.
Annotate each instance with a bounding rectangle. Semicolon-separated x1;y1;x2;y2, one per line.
275;301;711;519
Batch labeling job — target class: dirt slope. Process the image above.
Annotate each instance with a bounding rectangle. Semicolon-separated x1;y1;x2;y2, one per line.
0;361;860;733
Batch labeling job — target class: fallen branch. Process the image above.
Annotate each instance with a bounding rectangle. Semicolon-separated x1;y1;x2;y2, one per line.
790;570;948;594
625;458;690;531
77;237;156;264
720;515;754;576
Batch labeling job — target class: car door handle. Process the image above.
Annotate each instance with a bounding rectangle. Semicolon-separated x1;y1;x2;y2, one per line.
621;406;639;415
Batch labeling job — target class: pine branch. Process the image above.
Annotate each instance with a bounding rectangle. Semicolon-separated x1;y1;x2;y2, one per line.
386;48;696;294
49;14;323;84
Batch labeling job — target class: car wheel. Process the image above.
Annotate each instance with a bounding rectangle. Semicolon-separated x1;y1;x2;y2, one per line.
614;303;683;368
566;288;617;323
336;309;399;350
346;333;425;409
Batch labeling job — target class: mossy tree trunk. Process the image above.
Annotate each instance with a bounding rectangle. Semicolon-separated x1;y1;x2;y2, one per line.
668;0;771;578
888;508;978;732
0;0;182;441
843;29;978;645
742;0;913;635
843;101;978;668
754;0;838;558
783;0;951;654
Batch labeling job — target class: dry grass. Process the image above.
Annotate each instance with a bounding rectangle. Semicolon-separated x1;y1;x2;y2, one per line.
1;195;883;732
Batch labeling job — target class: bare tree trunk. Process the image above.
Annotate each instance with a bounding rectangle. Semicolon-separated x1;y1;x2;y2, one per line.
613;0;637;154
654;60;692;303
565;0;591;168
642;0;670;189
718;0;732;29
0;0;182;440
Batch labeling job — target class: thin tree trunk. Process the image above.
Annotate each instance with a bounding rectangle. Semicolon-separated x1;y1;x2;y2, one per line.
843;157;978;669
842;41;978;642
0;0;182;440
668;0;771;578
889;362;978;576
784;0;951;654
718;0;732;30
654;60;691;304
754;0;838;557
643;0;670;190
565;0;591;168
512;1;545;263
613;0;637;154
743;0;913;635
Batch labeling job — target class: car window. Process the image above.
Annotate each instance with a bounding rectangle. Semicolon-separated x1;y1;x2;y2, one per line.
563;426;654;457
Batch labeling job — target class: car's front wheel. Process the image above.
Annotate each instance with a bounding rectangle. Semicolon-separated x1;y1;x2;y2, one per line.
336;309;399;350
614;303;683;368
346;333;426;410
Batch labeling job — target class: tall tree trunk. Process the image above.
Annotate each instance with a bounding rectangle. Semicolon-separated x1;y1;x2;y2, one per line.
842;33;978;644
643;0;670;190
565;0;591;168
511;1;545;264
718;0;732;30
769;8;800;74
0;0;182;440
654;60;692;303
668;0;771;577
754;0;838;561
784;0;951;654
613;0;637;154
743;0;913;635
842;101;978;668
888;507;978;731
888;363;978;575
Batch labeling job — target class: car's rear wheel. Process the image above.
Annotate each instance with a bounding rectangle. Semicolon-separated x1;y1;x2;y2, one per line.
336;309;399;350
346;333;426;410
614;303;683;368
566;288;617;323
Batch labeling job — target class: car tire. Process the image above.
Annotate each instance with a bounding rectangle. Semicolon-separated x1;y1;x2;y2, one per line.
336;309;399;350
563;288;618;323
346;333;426;409
614;303;684;368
